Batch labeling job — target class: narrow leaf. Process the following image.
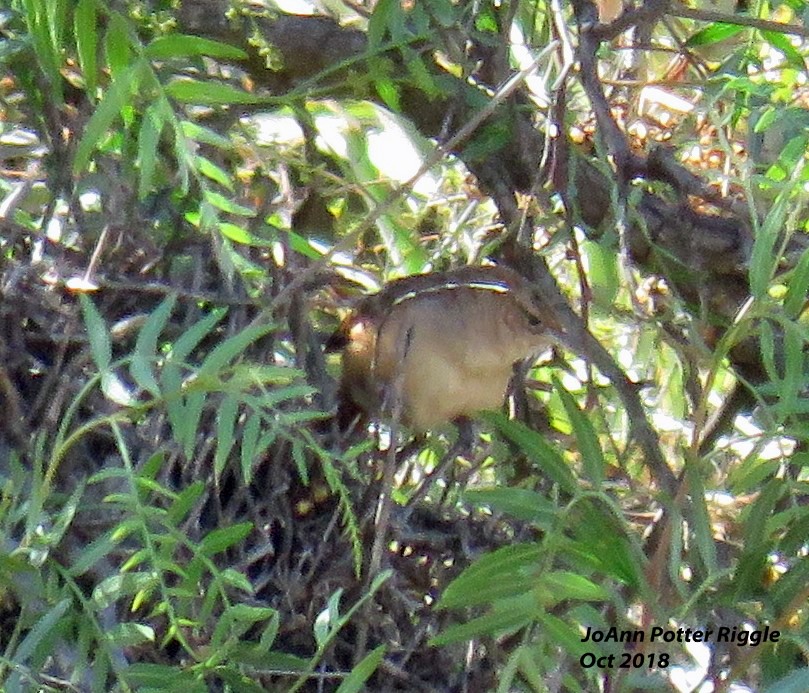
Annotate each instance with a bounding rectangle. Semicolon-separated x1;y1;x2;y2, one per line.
483;412;577;493
199;522;253;555
165;79;260;105
130;294;176;397
336;646;386;693
74;0;98;97
74;61;140;172
145;35;247;60
12;599;71;663
80;295;111;372
137;102;165;198
214;395;239;481
555;379;605;487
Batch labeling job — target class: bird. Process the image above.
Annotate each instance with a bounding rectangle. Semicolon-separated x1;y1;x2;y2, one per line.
329;265;561;432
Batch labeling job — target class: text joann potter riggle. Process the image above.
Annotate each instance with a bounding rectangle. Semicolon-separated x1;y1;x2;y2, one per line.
581;624;779;647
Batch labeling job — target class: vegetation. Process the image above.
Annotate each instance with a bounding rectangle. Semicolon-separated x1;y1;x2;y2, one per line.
1;0;809;690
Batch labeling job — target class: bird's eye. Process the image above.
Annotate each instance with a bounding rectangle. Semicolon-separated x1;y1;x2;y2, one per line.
527;315;542;327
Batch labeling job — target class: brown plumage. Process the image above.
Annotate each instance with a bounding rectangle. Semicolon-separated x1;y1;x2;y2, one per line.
330;265;560;431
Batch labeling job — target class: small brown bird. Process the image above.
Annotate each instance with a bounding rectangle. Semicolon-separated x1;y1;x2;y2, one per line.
330;265;561;431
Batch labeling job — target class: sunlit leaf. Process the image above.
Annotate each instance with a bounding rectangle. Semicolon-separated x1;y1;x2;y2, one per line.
74;0;98;97
219;222;253;244
165;79;261;105
196;155;234;190
204;190;255;216
104;11;132;80
686;23;743;47
145;34;247;61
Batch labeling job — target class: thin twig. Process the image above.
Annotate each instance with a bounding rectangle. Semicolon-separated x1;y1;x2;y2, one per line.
668;6;809;39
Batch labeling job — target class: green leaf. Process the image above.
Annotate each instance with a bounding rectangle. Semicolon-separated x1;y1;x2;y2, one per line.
80;295;111;372
167;308;227;365
130;294;176;397
336;646;386;693
74;61;141;172
314;589;342;648
181;121;234;149
773;321;801;418
785;247;809;318
219;222;253;244
68;530;120;577
286;227;326;260
555;379;605;487
145;35;247;61
125;663;206;691
167;481;205;525
214;395;239;480
754;107;777;135
11;598;70;664
104;11;132;79
425;0;457;27
222;567;255;594
762;667;809;693
537;613;591;658
462;121;512;162
262;652;310;671
483;412;578;493
439;543;543;609
204;190;255;216
750;228;780;299
571;503;644;587
539;571;609;602
211;604;277;650
199;323;275;376
196;155;234;191
74;0;98;97
374;77;401;111
368;0;404;46
21;0;63;103
165;79;261;105
463;488;557;527
734;479;784;597
181;390;207;459
751;156;805;296
93;572;158;609
583;239;619;309
106;622;155;647
137;102;165;198
240;412;261;484
761;29;805;70
431;595;535;646
199;522;253;555
686;23;743;47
